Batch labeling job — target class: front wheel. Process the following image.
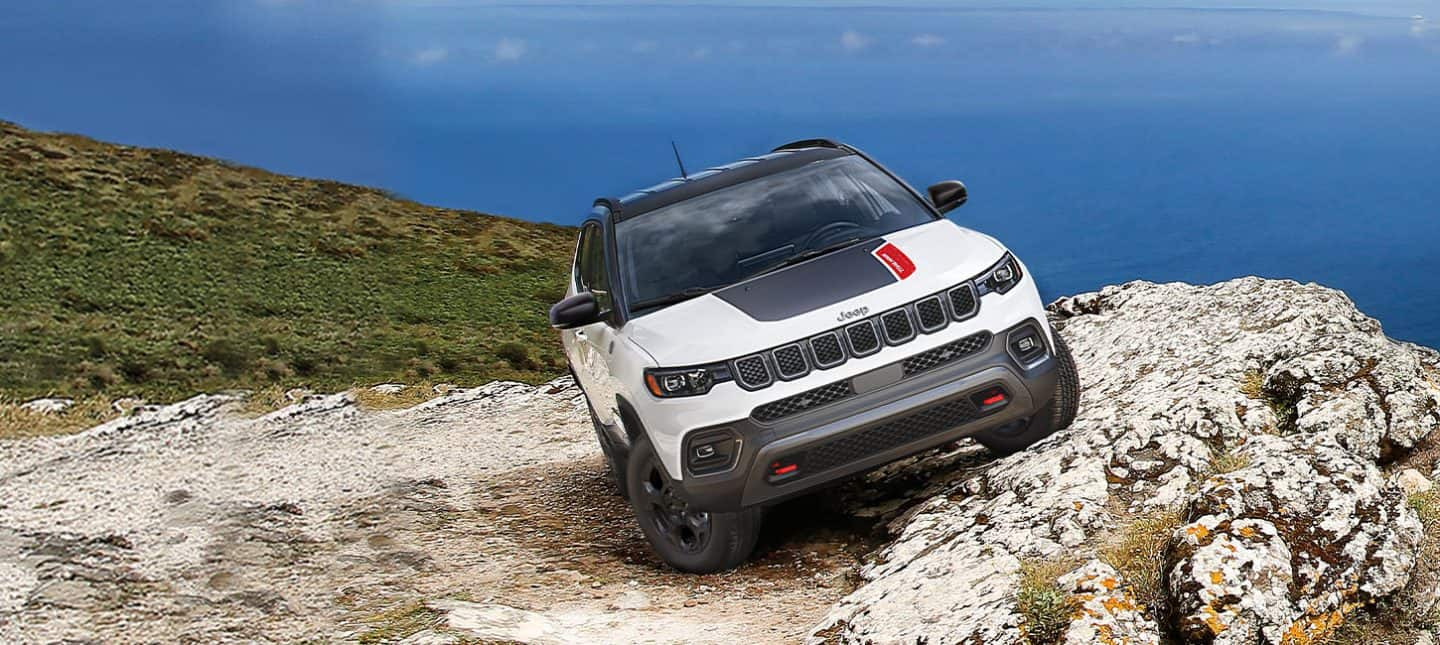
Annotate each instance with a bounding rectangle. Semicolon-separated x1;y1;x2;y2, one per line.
626;435;761;573
974;330;1081;456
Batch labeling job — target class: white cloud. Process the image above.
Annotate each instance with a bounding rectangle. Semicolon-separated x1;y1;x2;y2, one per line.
631;40;657;54
1334;34;1363;55
911;33;945;48
495;38;526;62
840;30;871;52
1171;32;1201;44
692;47;711;59
1413;16;1438;38
410;47;448;66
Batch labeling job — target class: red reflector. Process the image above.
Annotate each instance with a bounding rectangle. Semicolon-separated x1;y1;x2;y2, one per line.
982;392;1006;406
773;463;798;475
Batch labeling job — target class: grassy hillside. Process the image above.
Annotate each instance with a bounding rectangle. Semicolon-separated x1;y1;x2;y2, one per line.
0;120;575;404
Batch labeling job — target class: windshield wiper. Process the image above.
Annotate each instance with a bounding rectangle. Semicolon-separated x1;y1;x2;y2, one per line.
629;286;723;312
751;237;867;279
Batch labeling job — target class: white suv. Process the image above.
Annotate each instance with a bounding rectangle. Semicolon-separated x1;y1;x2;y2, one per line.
551;140;1079;573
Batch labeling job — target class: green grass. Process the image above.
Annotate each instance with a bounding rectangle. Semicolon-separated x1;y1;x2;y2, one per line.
1016;558;1080;644
0;120;576;405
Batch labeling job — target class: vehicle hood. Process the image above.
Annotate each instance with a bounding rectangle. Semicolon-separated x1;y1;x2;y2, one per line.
624;219;1005;366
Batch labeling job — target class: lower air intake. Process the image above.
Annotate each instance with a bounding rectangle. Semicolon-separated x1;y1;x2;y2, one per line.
799;395;982;475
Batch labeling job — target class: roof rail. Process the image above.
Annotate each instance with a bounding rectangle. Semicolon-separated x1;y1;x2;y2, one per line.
592;197;623;215
771;138;845;153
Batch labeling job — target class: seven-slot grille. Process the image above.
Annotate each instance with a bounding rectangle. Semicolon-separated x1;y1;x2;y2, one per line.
733;355;772;390
714;271;1003;395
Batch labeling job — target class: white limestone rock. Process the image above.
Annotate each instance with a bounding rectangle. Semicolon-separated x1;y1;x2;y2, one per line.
812;278;1440;643
19;398;73;415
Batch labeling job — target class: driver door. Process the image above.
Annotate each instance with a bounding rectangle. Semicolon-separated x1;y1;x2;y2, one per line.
565;222;619;425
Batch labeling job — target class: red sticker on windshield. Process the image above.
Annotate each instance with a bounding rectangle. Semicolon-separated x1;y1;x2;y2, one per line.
872;242;916;280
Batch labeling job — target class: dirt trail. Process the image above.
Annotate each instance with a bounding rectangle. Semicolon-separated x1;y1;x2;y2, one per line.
0;379;987;643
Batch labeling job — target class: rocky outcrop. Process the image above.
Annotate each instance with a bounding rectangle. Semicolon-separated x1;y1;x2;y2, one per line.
813;278;1440;643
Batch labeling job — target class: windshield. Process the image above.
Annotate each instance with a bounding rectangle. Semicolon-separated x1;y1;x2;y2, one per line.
616;156;936;312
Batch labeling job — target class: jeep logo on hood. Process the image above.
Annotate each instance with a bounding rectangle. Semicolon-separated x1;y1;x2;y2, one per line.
836;306;870;323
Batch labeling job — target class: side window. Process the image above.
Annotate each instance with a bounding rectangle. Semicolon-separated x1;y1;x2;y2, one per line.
576;223;613;313
572;227;593;291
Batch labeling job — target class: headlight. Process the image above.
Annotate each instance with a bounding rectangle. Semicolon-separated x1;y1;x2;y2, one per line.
975;253;1023;295
644;364;726;398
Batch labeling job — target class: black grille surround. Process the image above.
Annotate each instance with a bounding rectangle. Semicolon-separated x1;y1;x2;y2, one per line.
947;284;978;321
881;308;916;345
915;296;948;333
810;332;846;369
846;320;881;356
772;344;809;380
722;270;995;394
733;355;772;390
748;330;992;423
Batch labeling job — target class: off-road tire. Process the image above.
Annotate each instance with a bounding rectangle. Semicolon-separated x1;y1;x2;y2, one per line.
626;435;762;573
587;403;629;499
974;330;1081;456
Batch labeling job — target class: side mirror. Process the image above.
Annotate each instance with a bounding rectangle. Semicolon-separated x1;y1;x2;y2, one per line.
927;180;968;214
549;291;602;329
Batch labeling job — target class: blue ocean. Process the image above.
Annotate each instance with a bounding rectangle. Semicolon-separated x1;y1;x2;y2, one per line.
4;1;1438;344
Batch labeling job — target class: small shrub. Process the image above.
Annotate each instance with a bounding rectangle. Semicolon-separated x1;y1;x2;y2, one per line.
256;357;293;381
1016;558;1080;644
83;336;108;358
1240;369;1265;399
407;358;438;379
495;342;538;371
117;358;151;383
202;339;251;374
76;361;120;389
1206;447;1251;476
356;601;442;645
1098;507;1183;618
143;215;209;242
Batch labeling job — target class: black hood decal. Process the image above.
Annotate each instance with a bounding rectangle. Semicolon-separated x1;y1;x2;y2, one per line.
714;239;896;321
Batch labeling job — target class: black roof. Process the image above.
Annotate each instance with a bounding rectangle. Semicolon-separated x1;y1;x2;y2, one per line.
598;139;854;221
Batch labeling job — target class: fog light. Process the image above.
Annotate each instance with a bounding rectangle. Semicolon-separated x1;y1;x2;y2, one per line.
686;429;740;476
1008;326;1047;364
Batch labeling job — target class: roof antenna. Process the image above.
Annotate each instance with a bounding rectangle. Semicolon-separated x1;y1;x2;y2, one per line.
670;140;689;180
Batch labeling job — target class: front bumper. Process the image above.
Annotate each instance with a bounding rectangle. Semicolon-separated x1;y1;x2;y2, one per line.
676;318;1059;512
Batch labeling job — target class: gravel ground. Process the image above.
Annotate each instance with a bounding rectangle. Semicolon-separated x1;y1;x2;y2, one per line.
0;378;948;643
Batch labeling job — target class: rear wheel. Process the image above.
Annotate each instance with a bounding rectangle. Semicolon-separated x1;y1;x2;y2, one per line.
974;330;1080;456
627;435;761;573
